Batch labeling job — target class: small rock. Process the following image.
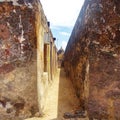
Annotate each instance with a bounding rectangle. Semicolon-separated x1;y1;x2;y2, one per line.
74;110;85;114
6;108;13;113
74;110;86;118
35;112;43;117
63;112;75;119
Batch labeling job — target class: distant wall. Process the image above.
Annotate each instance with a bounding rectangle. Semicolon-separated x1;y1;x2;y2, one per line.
64;0;120;119
0;0;57;119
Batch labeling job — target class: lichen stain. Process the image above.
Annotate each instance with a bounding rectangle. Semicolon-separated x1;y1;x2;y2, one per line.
0;64;14;74
0;24;10;40
0;2;36;73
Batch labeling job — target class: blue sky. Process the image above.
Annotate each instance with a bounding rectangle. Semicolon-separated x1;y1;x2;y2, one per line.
40;0;85;50
51;26;72;50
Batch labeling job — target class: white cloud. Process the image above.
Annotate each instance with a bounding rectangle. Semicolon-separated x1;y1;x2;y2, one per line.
60;32;70;36
50;25;60;30
40;0;85;27
62;41;67;50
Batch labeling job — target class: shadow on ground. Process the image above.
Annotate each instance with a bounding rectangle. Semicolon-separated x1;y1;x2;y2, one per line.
55;68;80;120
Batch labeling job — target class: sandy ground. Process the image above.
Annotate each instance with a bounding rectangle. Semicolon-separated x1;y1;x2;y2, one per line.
26;68;88;120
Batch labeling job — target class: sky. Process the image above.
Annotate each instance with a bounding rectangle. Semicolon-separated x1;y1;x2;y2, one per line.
40;0;85;50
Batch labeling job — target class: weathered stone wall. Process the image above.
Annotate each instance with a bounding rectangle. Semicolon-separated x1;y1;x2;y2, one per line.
36;5;58;112
57;48;64;68
0;1;38;119
0;0;57;119
64;0;120;119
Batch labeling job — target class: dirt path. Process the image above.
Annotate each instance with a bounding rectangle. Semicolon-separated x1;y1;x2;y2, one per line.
26;68;88;120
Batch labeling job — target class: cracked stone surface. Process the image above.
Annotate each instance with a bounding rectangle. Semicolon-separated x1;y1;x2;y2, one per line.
0;0;39;119
64;0;120;119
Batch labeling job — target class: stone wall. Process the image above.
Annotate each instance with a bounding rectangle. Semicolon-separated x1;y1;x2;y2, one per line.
0;0;57;119
64;0;120;119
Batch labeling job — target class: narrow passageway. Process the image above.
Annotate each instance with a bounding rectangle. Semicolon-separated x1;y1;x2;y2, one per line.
57;68;80;120
26;68;88;120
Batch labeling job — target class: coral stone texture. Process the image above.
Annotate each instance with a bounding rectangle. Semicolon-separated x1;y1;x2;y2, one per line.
0;0;48;120
0;0;57;119
64;0;120;119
